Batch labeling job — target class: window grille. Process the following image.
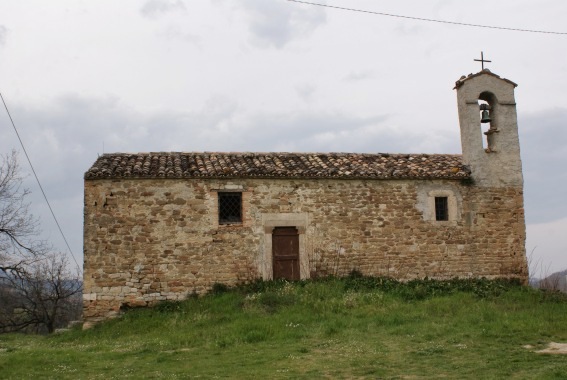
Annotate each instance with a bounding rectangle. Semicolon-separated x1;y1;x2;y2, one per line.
218;192;242;224
435;196;449;221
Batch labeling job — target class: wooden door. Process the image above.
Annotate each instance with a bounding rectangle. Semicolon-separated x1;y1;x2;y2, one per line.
272;227;300;280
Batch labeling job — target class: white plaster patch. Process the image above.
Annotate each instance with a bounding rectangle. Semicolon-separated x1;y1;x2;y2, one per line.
83;293;97;301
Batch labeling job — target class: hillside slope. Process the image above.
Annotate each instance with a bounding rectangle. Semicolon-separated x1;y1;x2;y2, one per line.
1;277;567;379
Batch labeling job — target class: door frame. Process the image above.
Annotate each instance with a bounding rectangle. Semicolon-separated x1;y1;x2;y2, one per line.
261;213;309;281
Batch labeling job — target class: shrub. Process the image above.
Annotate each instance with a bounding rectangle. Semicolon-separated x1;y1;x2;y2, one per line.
211;282;230;295
154;301;183;313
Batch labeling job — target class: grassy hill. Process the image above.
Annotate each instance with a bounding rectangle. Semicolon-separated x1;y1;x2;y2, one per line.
1;276;567;379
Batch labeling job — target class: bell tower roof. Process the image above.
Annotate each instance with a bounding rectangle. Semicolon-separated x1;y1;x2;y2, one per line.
454;69;517;90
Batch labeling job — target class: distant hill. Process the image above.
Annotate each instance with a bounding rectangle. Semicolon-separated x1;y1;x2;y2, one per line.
533;269;567;292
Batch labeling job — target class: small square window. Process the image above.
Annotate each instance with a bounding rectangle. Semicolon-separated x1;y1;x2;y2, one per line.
435;197;449;221
218;192;242;224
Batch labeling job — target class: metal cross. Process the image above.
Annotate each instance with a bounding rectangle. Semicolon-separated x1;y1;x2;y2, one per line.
474;51;492;70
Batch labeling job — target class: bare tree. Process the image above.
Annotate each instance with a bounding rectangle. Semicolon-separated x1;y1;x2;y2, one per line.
0;253;82;333
0;151;82;333
0;150;48;275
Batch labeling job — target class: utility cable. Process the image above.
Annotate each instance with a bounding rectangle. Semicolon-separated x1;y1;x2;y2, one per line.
0;91;81;270
286;0;567;35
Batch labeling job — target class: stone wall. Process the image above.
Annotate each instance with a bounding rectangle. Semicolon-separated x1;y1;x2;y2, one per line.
83;177;527;324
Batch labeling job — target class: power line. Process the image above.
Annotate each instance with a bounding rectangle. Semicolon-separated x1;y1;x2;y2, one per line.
0;91;81;270
286;0;567;35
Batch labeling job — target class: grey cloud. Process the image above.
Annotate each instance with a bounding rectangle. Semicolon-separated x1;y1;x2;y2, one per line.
394;22;426;36
5;95;142;200
195;110;456;154
234;0;326;48
295;84;316;101
159;25;200;44
9;93;456;180
0;25;7;46
520;108;567;224
344;70;374;82
140;0;186;19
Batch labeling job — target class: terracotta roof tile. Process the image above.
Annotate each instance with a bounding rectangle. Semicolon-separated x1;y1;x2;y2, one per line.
85;152;470;180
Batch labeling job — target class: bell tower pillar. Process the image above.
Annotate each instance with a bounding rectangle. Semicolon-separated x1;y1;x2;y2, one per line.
454;69;523;187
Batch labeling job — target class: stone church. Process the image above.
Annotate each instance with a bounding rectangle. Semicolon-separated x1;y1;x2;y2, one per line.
83;69;528;324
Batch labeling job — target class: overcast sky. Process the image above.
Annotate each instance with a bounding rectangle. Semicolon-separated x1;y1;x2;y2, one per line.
1;0;566;276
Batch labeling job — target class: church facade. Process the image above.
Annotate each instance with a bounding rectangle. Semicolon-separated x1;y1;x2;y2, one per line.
83;70;528;325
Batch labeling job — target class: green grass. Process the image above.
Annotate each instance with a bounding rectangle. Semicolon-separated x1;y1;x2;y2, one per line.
2;277;567;379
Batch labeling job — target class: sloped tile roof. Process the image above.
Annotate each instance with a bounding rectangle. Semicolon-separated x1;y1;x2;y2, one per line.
85;152;470;180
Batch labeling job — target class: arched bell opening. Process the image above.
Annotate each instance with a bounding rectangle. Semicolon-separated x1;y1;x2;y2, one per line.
478;91;499;152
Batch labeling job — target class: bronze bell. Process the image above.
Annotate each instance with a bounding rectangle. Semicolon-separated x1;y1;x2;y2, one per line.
479;104;491;123
480;109;491;123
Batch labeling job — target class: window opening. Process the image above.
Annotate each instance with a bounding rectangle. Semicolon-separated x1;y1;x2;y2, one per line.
435;197;449;221
218;192;242;224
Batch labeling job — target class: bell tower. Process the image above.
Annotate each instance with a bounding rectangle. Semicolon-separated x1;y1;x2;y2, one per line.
454;69;523;187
